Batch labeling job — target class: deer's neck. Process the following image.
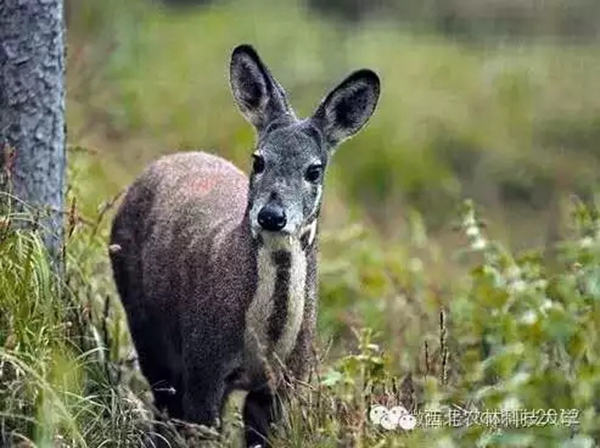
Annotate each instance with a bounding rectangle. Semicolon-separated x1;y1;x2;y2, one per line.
245;221;317;366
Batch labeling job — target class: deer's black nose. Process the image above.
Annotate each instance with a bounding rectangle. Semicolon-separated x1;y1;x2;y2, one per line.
258;204;287;231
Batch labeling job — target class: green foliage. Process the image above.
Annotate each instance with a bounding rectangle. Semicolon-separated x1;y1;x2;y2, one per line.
0;209;84;447
2;160;599;447
437;200;600;446
267;199;600;447
0;188;150;447
2;1;600;446
67;0;600;248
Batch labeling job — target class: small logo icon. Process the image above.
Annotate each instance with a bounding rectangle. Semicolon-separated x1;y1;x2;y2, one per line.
399;413;417;430
369;405;388;425
369;405;416;431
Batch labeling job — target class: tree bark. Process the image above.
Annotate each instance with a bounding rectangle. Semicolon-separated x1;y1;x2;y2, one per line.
0;0;66;266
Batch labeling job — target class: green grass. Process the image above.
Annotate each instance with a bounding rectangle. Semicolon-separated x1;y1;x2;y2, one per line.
2;195;598;447
0;173;170;445
1;0;600;445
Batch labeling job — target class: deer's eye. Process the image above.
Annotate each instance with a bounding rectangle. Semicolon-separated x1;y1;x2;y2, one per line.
305;164;323;183
252;154;265;174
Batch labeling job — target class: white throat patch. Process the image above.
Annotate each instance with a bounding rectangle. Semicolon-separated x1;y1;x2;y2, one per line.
244;234;307;374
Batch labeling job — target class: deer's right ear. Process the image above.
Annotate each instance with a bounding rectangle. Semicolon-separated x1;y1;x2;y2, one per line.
230;44;293;133
310;69;380;148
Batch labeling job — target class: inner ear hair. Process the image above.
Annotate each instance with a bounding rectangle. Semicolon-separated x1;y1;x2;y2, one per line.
229;44;296;132
311;69;380;147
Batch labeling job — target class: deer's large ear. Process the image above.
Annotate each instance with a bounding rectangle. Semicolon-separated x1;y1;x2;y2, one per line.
230;44;294;133
310;69;380;148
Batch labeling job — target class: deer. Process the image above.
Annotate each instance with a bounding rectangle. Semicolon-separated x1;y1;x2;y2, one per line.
108;44;380;447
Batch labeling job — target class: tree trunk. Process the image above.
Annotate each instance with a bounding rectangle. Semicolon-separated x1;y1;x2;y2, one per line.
0;0;66;267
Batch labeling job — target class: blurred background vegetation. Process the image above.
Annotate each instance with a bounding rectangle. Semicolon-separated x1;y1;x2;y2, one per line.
64;0;600;338
2;0;600;446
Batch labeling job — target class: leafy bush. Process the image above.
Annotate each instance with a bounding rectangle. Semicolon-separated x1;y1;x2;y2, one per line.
270;199;600;447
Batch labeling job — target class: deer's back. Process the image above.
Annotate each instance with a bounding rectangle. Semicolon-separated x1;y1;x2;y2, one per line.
110;151;255;322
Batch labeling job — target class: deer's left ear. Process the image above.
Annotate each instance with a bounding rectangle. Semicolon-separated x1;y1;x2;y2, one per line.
230;44;295;133
310;69;380;148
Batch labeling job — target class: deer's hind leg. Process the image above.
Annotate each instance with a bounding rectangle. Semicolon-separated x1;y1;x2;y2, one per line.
129;312;184;419
243;385;285;448
110;246;184;419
